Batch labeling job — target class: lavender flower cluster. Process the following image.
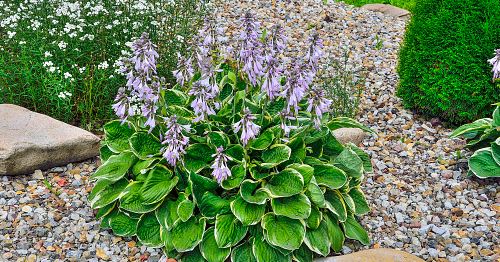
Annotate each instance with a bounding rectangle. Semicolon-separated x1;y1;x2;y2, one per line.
114;13;333;184
488;49;500;81
113;32;162;132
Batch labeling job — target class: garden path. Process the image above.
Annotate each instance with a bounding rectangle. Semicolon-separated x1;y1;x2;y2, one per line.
1;1;498;261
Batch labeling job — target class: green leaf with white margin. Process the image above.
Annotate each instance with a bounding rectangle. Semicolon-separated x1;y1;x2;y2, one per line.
327;117;374;134
250;128;275;150
184;143;215;173
88;178;114;204
189;171;219;204
141;165;178;204
240;179;269;204
155;194;187;230
249;165;272;180
261;213;306;250
261;144;291;168
136;212;163;248
208;131;230;148
132;158;158;177
468;148;500;178
178;199;195;222
287;163;314;185
342;215;370;245
90;152;137;182
200;227;230;262
349;144;373;173
181;247;205;262
120;181;162;213
104;120;135;152
215;213;248;248
231;196;266;226
304;221;330;256
323;212;344;253
324;190;347;222
100;208;118;229
231;241;257;262
100;145;115;162
492;138;500;165
109;211;138;237
349;187;370;215
199;192;231;218
306;205;322;229
252;235;290;262
129;132;163;159
95;202;115;220
334;147;364;179
90;178;128;209
493;106;500;127
342;192;356;212
221;164;246;190
450;118;492;138
170;217;206;252
313;164;347;189
164;89;187;106
263;168;304;198
305;181;325;208
293;244;313;262
225;144;245;162
271;193;311;219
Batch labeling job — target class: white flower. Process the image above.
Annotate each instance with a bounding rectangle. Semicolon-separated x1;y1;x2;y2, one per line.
64;72;72;79
44;51;52;58
98;61;109;70
58;41;67;50
7;31;16;38
57;91;72;99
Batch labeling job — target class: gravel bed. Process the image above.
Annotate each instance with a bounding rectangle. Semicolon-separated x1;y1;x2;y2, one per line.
1;1;499;261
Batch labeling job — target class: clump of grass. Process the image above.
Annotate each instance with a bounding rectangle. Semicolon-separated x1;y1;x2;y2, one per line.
318;51;365;118
0;0;205;130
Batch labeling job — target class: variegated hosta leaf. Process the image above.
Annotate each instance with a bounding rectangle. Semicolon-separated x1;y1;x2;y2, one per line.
293;244;313;262
90;152;137;182
120;181;162;213
303;221;330;256
324;190;347;222
215;213;248;248
199;192;231;219
306;206;322;229
136;212;163;248
89;178;128;209
170;217;206;252
468;148;500;178
323;212;344;253
450;118;492;139
261;213;305;251
334;147;364;178
231;241;257;262
129;132;163;159
327;117;374;134
231;196;266;226
200;227;230;262
104;120;135;152
177;199;195;222
250;128;275;150
141;165;178;205
240;179;269;204
155;194;187;230
271;193;311;219
313;164;347;189
109;211;138;237
349;187;370;215
263;169;304;198
221;165;246;190
252;234;291;262
261;144;292;168
342;215;370;245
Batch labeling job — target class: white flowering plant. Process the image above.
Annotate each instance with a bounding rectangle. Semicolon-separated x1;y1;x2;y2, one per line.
0;0;205;128
91;14;374;261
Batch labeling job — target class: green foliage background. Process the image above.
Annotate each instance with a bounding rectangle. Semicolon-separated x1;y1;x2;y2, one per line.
397;0;500;124
339;0;416;11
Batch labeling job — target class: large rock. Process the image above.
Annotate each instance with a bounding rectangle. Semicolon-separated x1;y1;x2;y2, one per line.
0;104;100;175
315;249;424;262
332;127;366;145
361;4;410;18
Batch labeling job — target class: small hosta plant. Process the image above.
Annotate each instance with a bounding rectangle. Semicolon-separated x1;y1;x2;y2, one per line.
90;14;374;261
451;103;500;178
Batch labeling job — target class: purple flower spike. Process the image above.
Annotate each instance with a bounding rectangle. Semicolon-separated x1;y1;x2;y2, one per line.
488;49;500;80
282;62;309;115
238;12;265;86
211;146;232;184
189;78;217;122
305;31;323;75
307;87;332;128
173;52;194;87
262;56;282;100
233;108;261;146
161;115;190;167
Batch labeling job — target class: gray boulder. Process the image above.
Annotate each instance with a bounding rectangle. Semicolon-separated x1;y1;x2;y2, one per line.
0;104;100;175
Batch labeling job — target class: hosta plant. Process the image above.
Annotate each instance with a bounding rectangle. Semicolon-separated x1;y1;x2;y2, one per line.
450;104;500;178
90;14;374;262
